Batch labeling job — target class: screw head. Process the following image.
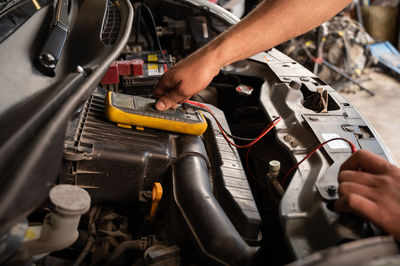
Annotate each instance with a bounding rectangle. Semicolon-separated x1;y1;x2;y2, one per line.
327;185;337;195
39;53;56;68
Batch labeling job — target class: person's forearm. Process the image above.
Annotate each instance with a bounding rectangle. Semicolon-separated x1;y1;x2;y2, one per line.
202;0;351;68
153;0;352;111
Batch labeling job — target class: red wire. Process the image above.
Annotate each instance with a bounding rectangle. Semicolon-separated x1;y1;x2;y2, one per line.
281;137;357;185
185;99;279;186
185;100;281;149
185;101;357;191
245;118;281;188
217;117;281;149
185;100;282;187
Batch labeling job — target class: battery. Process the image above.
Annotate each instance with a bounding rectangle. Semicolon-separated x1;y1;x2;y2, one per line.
101;50;174;96
122;51;173;95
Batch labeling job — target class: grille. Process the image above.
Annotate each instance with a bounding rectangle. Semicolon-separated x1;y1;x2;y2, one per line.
101;3;121;45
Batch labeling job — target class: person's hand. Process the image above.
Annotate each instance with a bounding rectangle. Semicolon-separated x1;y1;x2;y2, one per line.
335;149;400;241
153;49;221;111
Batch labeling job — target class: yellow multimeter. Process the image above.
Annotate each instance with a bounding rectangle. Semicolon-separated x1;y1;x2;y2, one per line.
104;91;208;136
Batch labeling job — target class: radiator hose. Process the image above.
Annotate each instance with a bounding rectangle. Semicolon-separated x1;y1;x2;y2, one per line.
172;136;258;265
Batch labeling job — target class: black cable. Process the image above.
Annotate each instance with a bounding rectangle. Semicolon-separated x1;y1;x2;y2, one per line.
210;82;236;88
183;102;256;141
73;237;94;266
193;93;208;103
207;110;256;141
140;4;170;67
135;5;141;45
105;240;142;265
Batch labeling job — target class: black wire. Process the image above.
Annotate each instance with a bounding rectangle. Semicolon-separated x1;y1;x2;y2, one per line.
208;110;256;141
183;103;256;141
140;4;171;68
135;5;141;45
210;82;236;88
193;94;208;103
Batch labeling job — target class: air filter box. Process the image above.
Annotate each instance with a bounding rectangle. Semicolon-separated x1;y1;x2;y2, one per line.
59;88;177;203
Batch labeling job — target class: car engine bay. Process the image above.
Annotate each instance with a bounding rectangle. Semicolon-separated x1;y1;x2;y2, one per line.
0;0;399;265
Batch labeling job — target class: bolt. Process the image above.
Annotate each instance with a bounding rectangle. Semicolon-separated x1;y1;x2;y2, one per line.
327;185;337;196
39;53;56;68
289;80;302;90
76;65;85;74
283;134;291;142
289;140;298;148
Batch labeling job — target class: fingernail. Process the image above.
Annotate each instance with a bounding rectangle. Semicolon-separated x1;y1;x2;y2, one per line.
156;100;166;111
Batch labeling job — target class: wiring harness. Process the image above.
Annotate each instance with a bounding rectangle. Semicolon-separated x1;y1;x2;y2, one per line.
135;4;171;67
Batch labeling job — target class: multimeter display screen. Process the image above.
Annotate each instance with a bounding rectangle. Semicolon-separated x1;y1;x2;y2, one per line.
113;93;135;109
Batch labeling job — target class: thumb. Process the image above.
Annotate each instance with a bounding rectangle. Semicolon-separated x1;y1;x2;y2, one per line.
155;81;188;111
155;94;180;111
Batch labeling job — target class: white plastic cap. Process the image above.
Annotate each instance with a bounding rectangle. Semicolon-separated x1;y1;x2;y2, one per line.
49;185;91;216
269;160;281;171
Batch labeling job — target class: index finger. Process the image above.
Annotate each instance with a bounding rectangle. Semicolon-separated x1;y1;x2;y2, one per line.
153;76;170;98
340;149;393;175
153;70;178;98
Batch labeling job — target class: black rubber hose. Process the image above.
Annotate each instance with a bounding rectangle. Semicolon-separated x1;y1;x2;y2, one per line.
105;240;142;265
172;136;258;266
73;237;95;266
